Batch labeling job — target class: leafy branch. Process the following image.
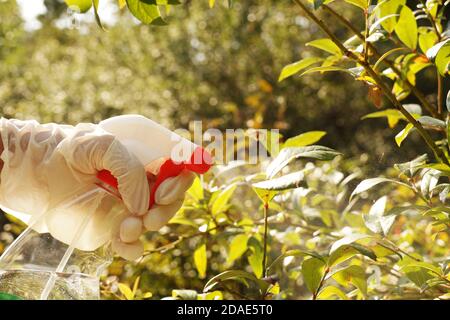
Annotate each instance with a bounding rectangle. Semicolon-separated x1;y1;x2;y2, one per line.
293;0;449;166
321;4;439;118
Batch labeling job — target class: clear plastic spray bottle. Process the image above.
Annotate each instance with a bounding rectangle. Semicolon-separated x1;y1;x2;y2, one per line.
0;115;211;300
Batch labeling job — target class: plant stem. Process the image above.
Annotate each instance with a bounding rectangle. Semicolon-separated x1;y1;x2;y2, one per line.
294;0;449;165
382;239;421;262
321;4;439;118
438;74;443;115
418;0;442;41
141;224;227;257
409;178;433;207
312;266;329;300
417;0;444;118
361;59;449;165
363;1;370;63
262;198;269;278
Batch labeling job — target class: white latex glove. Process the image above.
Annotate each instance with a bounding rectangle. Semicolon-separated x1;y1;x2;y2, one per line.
144;169;196;231
0;118;149;257
112;168;196;260
0;118;196;261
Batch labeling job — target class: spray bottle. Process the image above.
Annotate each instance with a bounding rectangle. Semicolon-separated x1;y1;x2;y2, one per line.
0;115;211;300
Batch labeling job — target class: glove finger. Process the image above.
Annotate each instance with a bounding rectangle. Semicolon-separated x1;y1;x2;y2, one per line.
143;199;183;231
111;237;144;261
103;140;150;215
119;216;143;243
144;157;168;176
155;170;196;205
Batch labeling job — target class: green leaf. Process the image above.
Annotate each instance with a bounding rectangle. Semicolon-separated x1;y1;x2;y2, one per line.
402;261;442;276
169;215;198;227
401;269;433;288
423;206;450;220
398;259;442;288
395;123;414;146
362;107;422;128
194;243;207;279
132;276;140;296
252;188;278;204
283;131;326;148
420;169;440;198
299;66;352;77
380;214;397;235
370;14;400;34
394;154;428;177
394;6;417;50
371;242;401;259
363;109;403;128
302;257;326;295
418;28;438;54
210;183;237;215
64;0;93;13
331;265;367;296
392;80;410;100
266;145;341;178
126;0;166;25
252;170;306;191
306;39;343;56
418;163;450;176
172;289;198;300
350;243;378;260
188;176;204;201
227;234;249;265
344;0;368;10
268;249;324;272
363;196;397;235
118;283;135;300
351;177;410;199
417;116;446;129
431;183;450;203
198;290;223;300
425;0;439;18
329;234;374;254
317;286;348;300
328;242;377;267
365;196;387;234
247;237;264;278
204;270;268;292
376;0;405;33
92;0;106;30
426;39;450;76
278;57;322;82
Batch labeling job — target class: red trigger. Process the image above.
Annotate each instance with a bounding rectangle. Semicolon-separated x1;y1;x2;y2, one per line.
96;147;212;211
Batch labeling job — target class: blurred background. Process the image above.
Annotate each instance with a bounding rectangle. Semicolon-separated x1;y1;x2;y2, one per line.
2;0;444;166
0;0;448;299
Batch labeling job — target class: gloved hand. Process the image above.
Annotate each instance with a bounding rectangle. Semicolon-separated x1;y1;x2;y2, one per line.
0;118;195;261
112;168;195;260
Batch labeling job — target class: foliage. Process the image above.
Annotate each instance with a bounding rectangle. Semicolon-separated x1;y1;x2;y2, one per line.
99;0;450;300
100;140;450;300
